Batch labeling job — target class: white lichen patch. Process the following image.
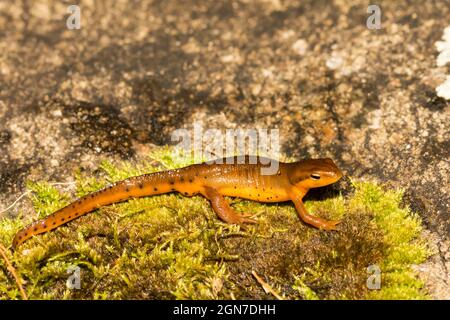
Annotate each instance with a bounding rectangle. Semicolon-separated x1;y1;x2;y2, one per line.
326;52;344;70
436;75;450;100
291;39;308;56
435;26;450;67
435;26;450;100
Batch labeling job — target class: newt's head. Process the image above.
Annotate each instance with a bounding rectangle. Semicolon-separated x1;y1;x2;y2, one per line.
288;158;343;189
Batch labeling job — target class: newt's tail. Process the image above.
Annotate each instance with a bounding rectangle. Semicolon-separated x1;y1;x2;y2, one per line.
11;170;178;250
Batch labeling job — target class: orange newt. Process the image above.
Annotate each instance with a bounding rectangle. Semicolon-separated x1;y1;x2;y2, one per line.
12;156;343;250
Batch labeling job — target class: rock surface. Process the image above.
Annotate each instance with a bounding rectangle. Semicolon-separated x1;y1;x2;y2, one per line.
0;0;448;298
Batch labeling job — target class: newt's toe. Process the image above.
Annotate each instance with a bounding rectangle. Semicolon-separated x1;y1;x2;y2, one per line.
320;219;341;231
237;213;257;224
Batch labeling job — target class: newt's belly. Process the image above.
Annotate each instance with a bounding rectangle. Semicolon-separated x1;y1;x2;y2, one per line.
217;186;290;202
173;181;289;202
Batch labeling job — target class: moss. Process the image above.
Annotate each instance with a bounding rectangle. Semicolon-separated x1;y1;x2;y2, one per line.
0;149;430;300
26;182;70;219
349;182;429;299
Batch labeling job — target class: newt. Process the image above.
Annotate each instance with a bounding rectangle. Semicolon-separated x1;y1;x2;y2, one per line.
12;156;343;250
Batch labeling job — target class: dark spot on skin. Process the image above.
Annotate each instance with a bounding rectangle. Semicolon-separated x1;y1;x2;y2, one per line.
204;176;207;179
68;216;71;219
138;183;144;189
71;204;76;208
74;212;79;216
171;188;175;191
169;180;175;185
234;186;237;189
18;236;22;239
180;178;185;182
91;194;95;198
33;227;37;231
52;222;56;225
154;187;158;191
184;192;188;196
258;194;260;197
24;233;27;236
125;187;130;192
43;225;47;229
61;218;65;222
189;178;193;183
267;197;270;200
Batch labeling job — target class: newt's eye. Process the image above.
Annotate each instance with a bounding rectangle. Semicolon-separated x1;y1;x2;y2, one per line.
310;173;321;180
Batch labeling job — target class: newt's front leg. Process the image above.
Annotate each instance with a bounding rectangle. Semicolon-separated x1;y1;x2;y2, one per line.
289;187;340;230
202;186;256;224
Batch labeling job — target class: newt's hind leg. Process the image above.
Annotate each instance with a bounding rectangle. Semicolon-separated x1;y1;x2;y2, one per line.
290;190;340;230
202;186;256;224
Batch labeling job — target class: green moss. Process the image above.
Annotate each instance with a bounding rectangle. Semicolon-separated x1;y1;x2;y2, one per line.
293;274;319;300
26;182;70;219
349;182;429;299
0;149;430;300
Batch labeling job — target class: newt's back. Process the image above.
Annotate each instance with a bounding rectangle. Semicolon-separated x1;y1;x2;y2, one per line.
186;156;291;202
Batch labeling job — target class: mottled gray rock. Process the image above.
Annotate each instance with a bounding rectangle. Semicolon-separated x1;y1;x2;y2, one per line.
0;0;448;298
